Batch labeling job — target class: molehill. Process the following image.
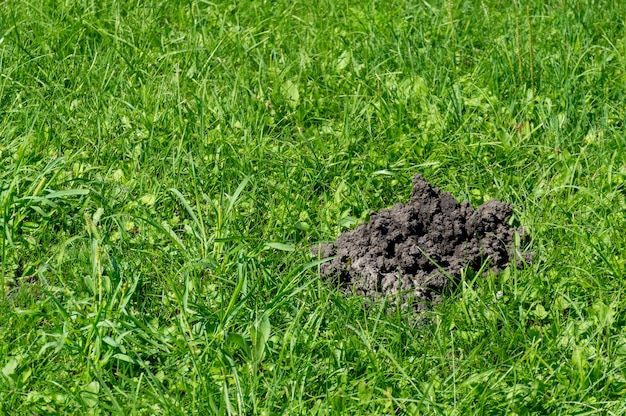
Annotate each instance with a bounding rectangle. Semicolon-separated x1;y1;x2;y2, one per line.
313;174;532;312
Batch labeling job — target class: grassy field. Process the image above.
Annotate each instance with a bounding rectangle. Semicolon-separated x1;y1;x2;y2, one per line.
1;0;626;414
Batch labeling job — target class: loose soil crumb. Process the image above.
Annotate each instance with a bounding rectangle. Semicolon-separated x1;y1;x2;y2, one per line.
313;174;532;312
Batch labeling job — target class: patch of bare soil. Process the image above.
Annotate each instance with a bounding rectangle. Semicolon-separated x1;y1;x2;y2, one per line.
313;174;532;312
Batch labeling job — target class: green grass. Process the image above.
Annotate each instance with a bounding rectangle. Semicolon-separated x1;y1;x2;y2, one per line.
1;0;626;414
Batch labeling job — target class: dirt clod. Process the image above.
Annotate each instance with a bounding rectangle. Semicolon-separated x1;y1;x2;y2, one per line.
313;174;532;312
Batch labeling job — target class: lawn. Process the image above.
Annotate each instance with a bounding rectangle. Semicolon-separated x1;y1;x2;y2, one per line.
1;0;626;414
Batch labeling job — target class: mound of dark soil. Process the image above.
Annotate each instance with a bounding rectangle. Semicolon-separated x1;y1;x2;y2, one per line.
313;174;532;312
